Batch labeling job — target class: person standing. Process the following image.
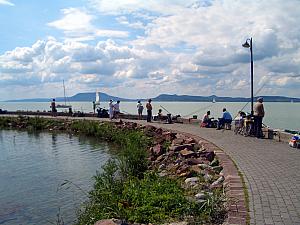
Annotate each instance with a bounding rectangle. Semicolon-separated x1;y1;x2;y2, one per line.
51;99;57;117
113;100;120;119
137;100;144;120
109;100;114;120
146;99;152;122
254;97;265;138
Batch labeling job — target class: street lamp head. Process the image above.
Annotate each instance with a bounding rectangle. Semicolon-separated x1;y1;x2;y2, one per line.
242;40;251;48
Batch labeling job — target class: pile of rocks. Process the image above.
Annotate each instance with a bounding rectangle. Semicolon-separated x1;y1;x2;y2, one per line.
97;122;227;225
146;128;225;191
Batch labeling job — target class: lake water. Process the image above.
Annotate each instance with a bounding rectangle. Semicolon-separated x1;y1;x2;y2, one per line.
0;130;114;225
1;101;299;131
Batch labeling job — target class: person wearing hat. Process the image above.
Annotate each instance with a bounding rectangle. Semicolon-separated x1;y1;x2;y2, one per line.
254;97;265;138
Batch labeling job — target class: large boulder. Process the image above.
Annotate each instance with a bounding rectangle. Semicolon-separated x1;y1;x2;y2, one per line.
180;148;195;158
169;144;194;152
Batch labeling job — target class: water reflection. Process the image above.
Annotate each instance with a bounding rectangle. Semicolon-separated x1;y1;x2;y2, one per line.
0;130;114;225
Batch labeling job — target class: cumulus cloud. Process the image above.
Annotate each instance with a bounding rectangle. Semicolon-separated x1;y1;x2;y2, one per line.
0;0;14;6
47;8;129;41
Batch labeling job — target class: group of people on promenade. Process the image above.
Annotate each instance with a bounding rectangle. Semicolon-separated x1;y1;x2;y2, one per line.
201;97;265;138
51;96;265;138
105;98;154;122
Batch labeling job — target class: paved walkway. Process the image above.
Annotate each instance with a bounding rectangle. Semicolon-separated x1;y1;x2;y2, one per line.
127;120;300;225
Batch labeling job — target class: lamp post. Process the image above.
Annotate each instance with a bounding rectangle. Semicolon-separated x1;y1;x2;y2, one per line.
242;38;254;115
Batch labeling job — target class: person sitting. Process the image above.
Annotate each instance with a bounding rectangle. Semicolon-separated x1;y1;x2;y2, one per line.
234;111;246;134
217;108;232;130
157;109;163;120
201;110;214;128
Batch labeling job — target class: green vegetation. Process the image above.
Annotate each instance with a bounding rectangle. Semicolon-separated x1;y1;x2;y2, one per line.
0;116;227;224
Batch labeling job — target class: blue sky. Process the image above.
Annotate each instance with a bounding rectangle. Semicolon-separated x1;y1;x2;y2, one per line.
0;0;300;100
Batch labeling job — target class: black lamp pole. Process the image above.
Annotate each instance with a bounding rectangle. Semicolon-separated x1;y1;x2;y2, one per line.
243;38;254;115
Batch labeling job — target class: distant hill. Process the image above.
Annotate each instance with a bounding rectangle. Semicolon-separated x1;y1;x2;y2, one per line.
4;93;300;102
6;92;135;102
152;94;300;102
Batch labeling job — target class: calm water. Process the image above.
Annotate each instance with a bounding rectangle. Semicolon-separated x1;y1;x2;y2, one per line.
0;130;114;225
1;101;299;131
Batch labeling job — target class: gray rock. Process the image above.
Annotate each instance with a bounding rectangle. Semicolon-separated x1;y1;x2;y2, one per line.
169;144;194;152
210;176;225;188
195;192;206;200
185;177;199;184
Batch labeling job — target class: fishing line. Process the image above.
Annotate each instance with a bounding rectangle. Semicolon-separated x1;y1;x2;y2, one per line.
159;105;172;115
182;103;214;118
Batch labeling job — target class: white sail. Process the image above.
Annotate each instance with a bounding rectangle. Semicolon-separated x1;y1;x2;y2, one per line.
212;97;216;103
95;90;100;105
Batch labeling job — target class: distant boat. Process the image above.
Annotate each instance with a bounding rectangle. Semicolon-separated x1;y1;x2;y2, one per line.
291;99;294;103
212;97;216;103
95;90;100;106
56;80;72;109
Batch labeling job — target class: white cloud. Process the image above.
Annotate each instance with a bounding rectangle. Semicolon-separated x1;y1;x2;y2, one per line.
48;8;129;41
0;0;14;6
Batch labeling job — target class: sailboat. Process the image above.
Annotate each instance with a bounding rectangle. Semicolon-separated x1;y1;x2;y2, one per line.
212;97;216;103
95;90;100;106
56;80;72;109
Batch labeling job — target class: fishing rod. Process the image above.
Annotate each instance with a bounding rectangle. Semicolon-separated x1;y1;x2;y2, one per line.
235;76;270;118
159;105;172;115
182;103;214;118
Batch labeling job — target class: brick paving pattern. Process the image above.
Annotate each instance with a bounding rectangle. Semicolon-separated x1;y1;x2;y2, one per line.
129;121;300;225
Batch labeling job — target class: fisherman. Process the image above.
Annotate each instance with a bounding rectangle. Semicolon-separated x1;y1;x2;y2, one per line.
254;97;265;138
146;99;153;122
137;100;144;120
157;109;163;121
51;99;57;117
216;108;232;130
109;99;114;120
201;110;214;128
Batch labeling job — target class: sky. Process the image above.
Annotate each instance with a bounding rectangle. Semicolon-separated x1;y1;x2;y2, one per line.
0;0;300;101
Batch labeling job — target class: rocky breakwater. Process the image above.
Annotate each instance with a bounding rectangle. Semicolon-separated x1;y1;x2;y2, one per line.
94;122;228;225
145;125;226;195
